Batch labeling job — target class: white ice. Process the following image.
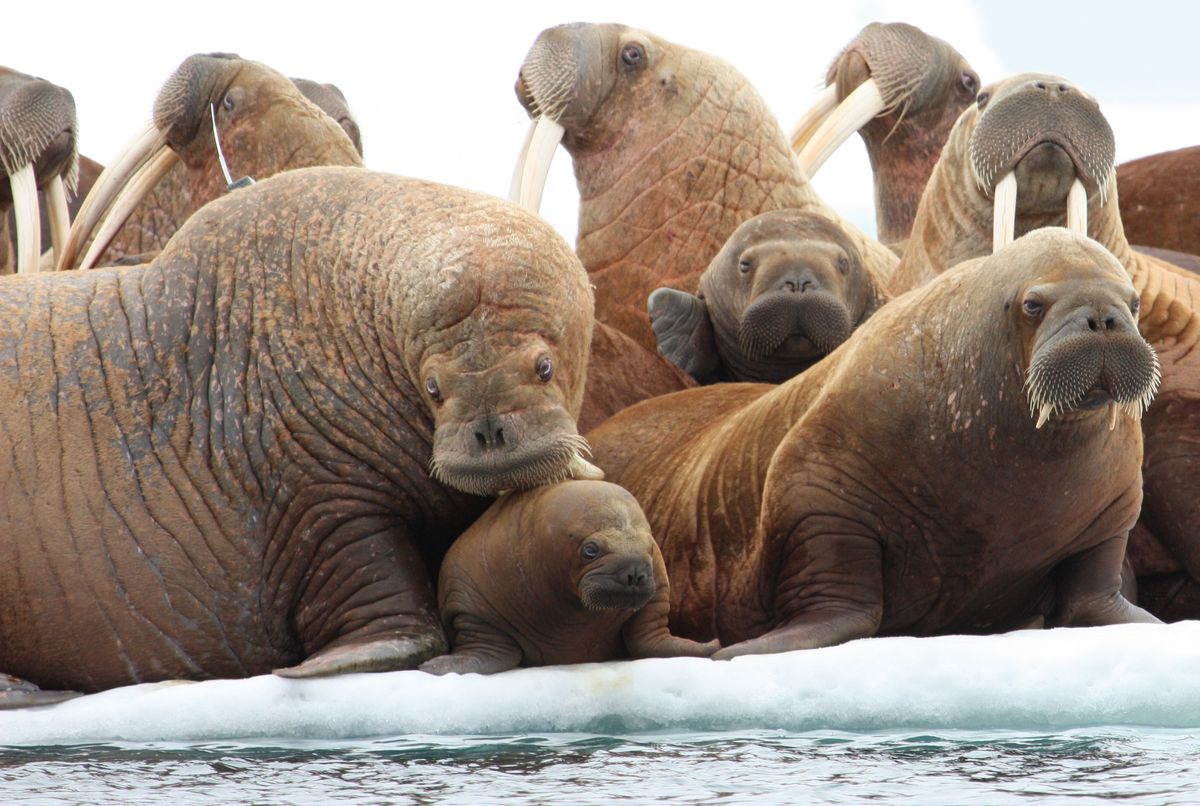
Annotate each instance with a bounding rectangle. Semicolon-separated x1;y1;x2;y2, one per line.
2;622;1197;745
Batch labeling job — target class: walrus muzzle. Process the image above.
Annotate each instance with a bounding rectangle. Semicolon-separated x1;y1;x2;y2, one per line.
1026;330;1160;430
580;560;656;611
431;430;602;497
738;291;853;360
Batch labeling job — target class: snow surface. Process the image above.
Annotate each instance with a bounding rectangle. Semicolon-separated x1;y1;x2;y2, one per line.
2;623;1197;745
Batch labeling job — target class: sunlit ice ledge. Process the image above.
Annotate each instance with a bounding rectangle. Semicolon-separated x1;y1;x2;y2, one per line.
3;622;1199;745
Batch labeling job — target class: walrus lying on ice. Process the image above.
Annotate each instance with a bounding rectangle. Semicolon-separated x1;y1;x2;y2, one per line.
421;480;717;675
0;166;599;706
589;229;1161;656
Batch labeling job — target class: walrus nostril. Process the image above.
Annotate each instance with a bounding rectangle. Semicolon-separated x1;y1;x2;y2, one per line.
1034;81;1047;91
783;280;797;293
1088;317;1098;331
472;415;507;450
1105;317;1116;330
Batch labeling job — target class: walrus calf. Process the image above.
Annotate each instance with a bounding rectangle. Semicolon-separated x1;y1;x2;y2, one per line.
0;166;599;706
420;480;718;675
589;229;1161;655
649;210;886;384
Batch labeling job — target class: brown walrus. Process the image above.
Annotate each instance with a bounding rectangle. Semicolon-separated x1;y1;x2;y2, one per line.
889;72;1200;619
510;22;899;350
649;210;886;384
588;229;1161;655
0;166;600;707
420;480;718;675
59;53;363;272
1117;146;1200;256
789;21;980;245
0;66;78;275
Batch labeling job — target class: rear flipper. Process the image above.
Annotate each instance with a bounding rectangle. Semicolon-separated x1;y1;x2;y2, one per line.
0;672;82;710
418;614;522;676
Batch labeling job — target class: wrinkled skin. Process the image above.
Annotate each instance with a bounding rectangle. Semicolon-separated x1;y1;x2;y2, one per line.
1117;146;1200;256
0;66;78;274
822;22;979;244
420;480;717;674
71;54;363;269
0;167;595;704
590;231;1159;653
649;210;886;384
894;73;1200;619
514;22;898;350
579;321;695;433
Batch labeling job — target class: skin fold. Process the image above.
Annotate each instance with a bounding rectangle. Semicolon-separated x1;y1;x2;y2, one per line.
0;167;596;704
588;230;1160;654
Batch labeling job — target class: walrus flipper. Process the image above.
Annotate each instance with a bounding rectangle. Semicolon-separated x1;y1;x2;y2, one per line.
273;633;448;678
1051;536;1161;627
0;673;82;710
648;288;721;382
419;614;523;676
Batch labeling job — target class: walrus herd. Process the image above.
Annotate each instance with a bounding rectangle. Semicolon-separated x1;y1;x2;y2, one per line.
0;20;1194;707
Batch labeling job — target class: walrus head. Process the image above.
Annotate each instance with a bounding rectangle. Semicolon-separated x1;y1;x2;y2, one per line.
0;66;78;274
1003;230;1158;430
59;54;363;272
962;73;1115;251
649;210;880;383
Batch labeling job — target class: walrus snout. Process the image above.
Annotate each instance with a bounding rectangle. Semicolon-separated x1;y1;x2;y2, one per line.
580;557;656;611
0;73;77;179
738;290;853;360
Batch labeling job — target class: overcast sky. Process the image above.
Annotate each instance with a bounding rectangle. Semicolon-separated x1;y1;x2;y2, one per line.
7;1;1197;241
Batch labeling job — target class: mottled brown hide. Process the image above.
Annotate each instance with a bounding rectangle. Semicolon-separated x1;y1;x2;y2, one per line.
1117;146;1200;256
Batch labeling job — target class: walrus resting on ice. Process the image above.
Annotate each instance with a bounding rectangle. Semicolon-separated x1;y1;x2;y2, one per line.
420;480;718;675
589;229;1161;656
0;166;599;707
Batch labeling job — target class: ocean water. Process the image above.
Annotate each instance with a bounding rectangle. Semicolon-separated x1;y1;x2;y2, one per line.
3;623;1198;804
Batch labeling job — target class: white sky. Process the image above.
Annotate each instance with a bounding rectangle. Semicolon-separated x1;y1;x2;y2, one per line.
7;1;1197;240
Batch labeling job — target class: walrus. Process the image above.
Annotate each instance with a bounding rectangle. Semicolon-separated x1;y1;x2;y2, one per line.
419;480;718;675
58;53;363;271
588;229;1161;654
888;72;1200;620
789;22;979;246
0;166;601;707
510;22;899;350
648;210;886;384
1117;146;1200;256
0;66;78;275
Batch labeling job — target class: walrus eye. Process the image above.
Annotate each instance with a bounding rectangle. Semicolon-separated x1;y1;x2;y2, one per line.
738;259;752;274
959;72;978;98
536;355;554;383
425;376;442;403
581;541;601;561
976;91;991;110
837;256;849;275
621;43;646;69
1130;297;1141;316
222;93;235;113
1022;299;1044;318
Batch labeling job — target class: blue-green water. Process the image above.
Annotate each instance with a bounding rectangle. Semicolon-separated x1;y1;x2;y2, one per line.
3;729;1199;804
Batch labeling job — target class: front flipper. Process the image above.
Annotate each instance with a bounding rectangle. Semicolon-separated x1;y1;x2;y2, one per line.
647;288;721;383
623;542;720;659
274;633;447;678
418;613;523;676
1052;535;1161;627
0;673;82;710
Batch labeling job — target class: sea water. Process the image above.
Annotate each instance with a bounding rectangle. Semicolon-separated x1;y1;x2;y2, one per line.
2;623;1199;803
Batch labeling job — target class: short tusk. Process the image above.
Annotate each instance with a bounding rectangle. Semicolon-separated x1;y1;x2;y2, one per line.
510;115;564;213
57;122;167;271
77;145;179;271
795;78;884;177
1066;178;1088;238
45;175;71;267
567;450;605;481
10;164;41;275
788;83;839;155
992;171;1018;253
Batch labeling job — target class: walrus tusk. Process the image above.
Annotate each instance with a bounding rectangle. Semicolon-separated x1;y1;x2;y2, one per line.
10;164;41;275
567;450;605;481
45;175;71;267
795;78;884;177
992;171;1018;253
1066;178;1088;238
1035;402;1054;429
509;118;538;202
510;116;564;213
1108;402;1119;431
788;83;839;155
78;145;178;271
57;122;169;271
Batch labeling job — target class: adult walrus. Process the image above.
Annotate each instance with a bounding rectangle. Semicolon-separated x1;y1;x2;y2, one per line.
0;166;599;706
588;229;1161;654
511;22;899;350
889;73;1200;620
420;480;718;674
649;210;885;384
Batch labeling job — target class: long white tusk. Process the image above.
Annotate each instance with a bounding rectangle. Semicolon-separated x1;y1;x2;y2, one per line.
57;122;166;271
788;83;839;155
511;115;565;213
508;118;538;202
10;164;41;275
796;78;884;177
1066;178;1088;238
77;145;179;271
45;174;71;267
992;171;1018;253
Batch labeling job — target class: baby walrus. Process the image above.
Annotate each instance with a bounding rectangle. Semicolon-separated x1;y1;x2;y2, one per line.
420;480;719;674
